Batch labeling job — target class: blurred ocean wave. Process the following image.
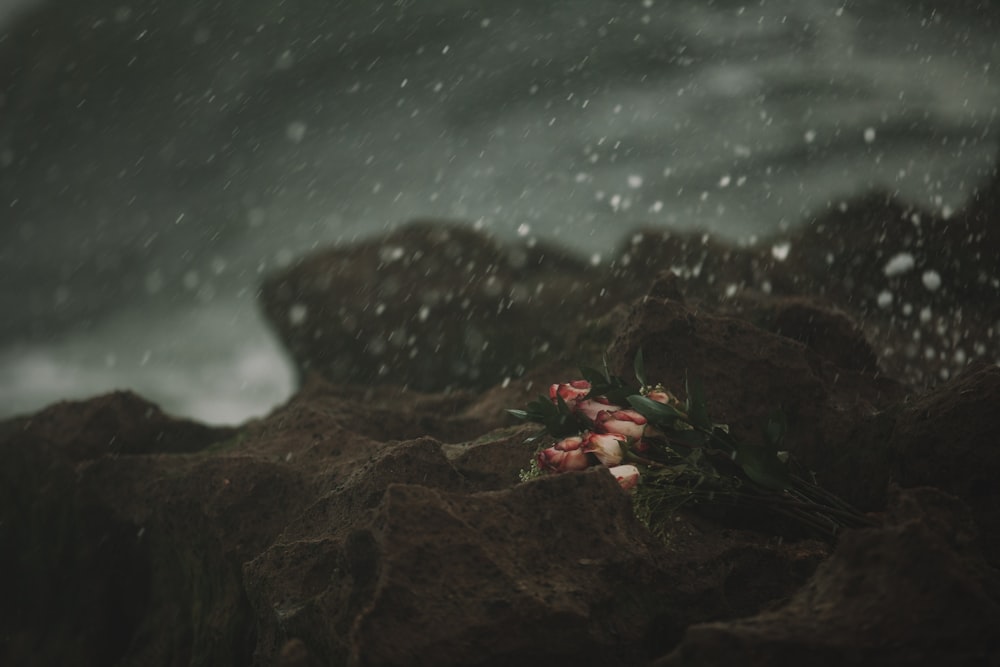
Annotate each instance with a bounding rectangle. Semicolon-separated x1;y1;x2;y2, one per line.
1;0;997;422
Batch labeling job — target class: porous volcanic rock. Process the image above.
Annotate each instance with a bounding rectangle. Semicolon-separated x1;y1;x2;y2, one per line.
0;392;240;666
613;155;1000;390
733;294;880;373
259;222;627;393
887;362;1000;565
5;160;1000;665
2;380;830;667
606;287;904;511
261;159;1000;397
655;487;1000;667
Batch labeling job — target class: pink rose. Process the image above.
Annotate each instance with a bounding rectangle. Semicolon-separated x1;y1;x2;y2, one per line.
549;380;591;406
647;388;682;408
608;464;640;491
646;387;688;417
594;409;647;440
575;397;623;422
537;435;591;473
581;431;625;466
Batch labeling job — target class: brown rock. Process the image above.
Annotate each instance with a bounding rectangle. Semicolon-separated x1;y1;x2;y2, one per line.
348;472;666;666
655;487;1000;667
606;293;904;510
0;389;233;462
0;392;240;667
1;381;831;666
6;189;1000;666
888;362;1000;564
962;154;1000;229
278;638;324;667
730;295;880;373
614;176;1000;390
259;221;622;392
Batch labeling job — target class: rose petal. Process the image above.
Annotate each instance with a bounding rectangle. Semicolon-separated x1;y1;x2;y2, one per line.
537;446;590;473
609;464;640;491
576;397;623;422
581;431;625;466
595;409;647;440
549;380;591;405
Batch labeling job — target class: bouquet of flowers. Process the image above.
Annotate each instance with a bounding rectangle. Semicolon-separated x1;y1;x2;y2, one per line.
509;351;875;542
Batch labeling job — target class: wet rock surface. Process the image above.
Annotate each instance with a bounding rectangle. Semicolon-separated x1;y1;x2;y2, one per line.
4;166;1000;666
606;291;904;512
617;156;1000;390
260;222;625;392
656;486;1000;667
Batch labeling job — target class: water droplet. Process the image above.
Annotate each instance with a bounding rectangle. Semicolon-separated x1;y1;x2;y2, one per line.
771;241;791;261
286;121;307;144
883;252;915;277
289;303;308;326
922;270;942;291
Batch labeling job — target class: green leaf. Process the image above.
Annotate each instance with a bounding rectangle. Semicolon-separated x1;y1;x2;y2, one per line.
628;394;685;423
523;427;549;443
634;348;647;387
527;396;556;416
600;386;631;407
763;410;787;448
685;375;711;430
668;429;710;448
506;409;530;420
732;442;793;492
703;425;736;457
579;366;607;386
542;413;582;438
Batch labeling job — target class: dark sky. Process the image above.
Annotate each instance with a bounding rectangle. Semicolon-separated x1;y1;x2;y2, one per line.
1;0;997;422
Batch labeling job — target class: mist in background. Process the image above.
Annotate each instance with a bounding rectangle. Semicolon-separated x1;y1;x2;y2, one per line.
1;0;997;423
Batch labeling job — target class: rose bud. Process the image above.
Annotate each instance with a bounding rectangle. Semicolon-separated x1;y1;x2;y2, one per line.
646;388;680;406
575;396;623;422
581;431;626;466
646;387;688;417
594;409;647;440
608;464;640;491
549;380;591;406
537;436;591;473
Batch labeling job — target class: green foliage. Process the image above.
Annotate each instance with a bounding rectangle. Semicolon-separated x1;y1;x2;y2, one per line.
508;347;874;542
580;360;633;406
506;393;586;438
579;365;608;386
762;409;788;449
633;347;647;388
627;394;685;422
684;375;711;430
518;456;545;482
732;442;793;492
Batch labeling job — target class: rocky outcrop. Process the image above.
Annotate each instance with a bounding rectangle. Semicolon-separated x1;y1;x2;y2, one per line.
888;362;1000;565
614;171;1000;390
606;281;903;511
5;161;1000;665
656;487;1000;667
259;222;626;392
1;380;830;667
260;157;1000;397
